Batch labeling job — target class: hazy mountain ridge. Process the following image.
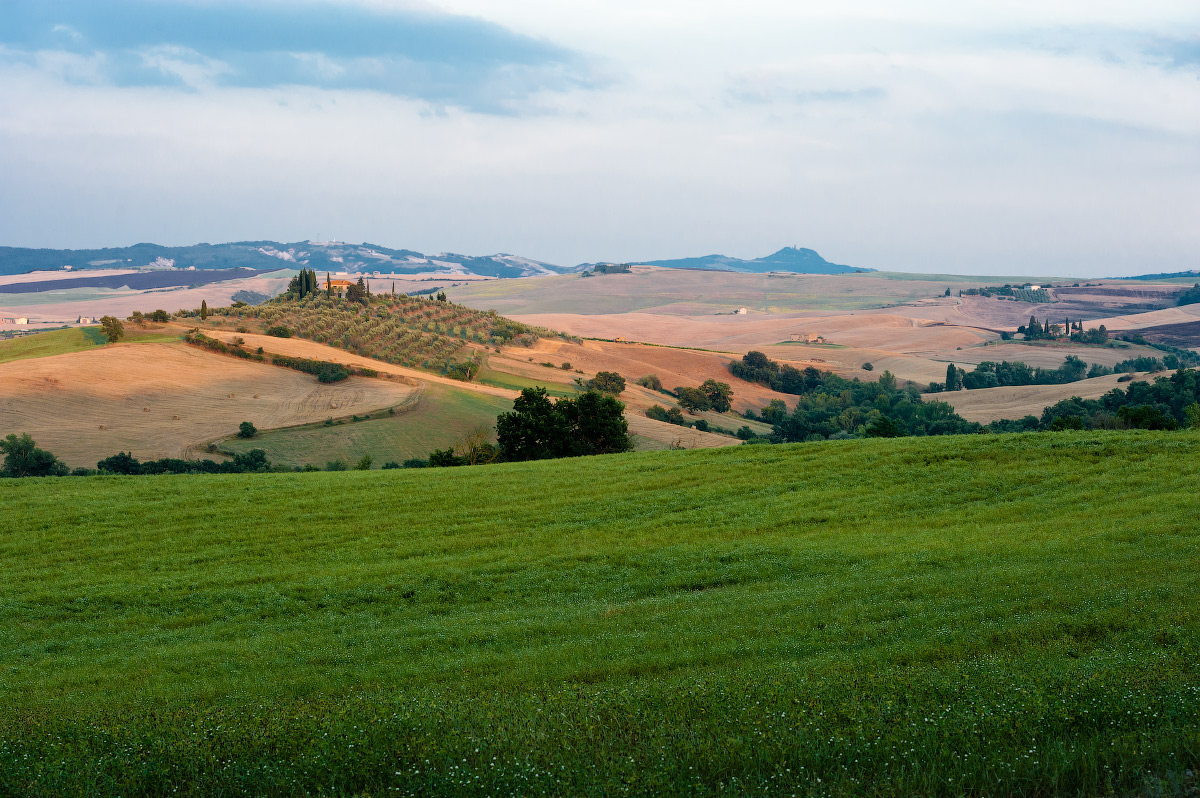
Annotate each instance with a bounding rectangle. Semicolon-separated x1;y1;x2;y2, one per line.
635;246;872;274
0;242;570;279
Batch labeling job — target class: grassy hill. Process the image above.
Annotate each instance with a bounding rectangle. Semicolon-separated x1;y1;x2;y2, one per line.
219;382;514;467
2;431;1197;795
0;326;178;364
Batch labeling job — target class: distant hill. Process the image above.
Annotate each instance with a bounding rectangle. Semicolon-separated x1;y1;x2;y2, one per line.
1124;269;1200;281
0;241;570;279
631;247;872;274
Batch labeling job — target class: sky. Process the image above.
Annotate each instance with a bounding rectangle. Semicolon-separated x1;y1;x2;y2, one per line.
0;0;1197;276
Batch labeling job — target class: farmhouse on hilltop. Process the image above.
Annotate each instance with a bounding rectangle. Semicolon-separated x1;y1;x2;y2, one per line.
327;279;356;299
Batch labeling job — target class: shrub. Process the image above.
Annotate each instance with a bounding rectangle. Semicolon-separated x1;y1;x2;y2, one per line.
266;325;292;338
428;448;465;467
636;374;663;391
326;460;348;471
861;362;874;371
381;461;401;469
354;454;373;470
237;421;258;439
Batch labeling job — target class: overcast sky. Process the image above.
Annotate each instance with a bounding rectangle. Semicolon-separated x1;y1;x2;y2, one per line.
1;0;1197;275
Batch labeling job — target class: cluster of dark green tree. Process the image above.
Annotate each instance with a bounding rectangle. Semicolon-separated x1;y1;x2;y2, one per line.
268;354;354;383
1069;325;1109;345
931;356;1089;392
732;352;979;442
0;433;276;478
286;268;321;299
960;285;1051;303
423;388;631;467
493;388;632;461
1176;283;1200;306
1111;333;1200;367
729;351;842;395
0;433;69;477
581;371;626;395
674;380;732;413
94;449;272;475
1027;369;1200;432
128;309;171;324
1018;316;1081;340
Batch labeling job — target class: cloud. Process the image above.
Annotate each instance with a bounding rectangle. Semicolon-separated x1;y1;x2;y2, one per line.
1143;34;1200;70
0;0;598;112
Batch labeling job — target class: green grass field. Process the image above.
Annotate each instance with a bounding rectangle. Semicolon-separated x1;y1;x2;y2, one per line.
0;326;179;364
1;431;1197;796
220;382;513;467
475;361;577;396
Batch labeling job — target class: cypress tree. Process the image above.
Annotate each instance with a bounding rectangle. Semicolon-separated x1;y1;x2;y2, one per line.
200;300;208;320
946;362;961;391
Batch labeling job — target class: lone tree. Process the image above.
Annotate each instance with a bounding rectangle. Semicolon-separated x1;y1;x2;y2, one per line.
497;387;631;461
699;379;733;412
237;421;258;439
200;300;208;320
586;371;626;395
674;386;711;414
1;433;68;477
99;315;124;343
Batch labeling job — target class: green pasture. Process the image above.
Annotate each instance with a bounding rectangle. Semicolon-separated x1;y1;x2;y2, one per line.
476;362;577;396
0;326;179;364
1;431;1197;796
219;382;513;467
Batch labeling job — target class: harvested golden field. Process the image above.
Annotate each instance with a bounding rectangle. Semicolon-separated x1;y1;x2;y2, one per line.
449;267;1016;316
513;309;990;356
1088;303;1200;331
0;343;416;467
922;373;1149;422
942;342;1167;369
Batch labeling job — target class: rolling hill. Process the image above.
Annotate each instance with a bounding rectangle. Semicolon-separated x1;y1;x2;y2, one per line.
1;431;1196;795
0;241;569;279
